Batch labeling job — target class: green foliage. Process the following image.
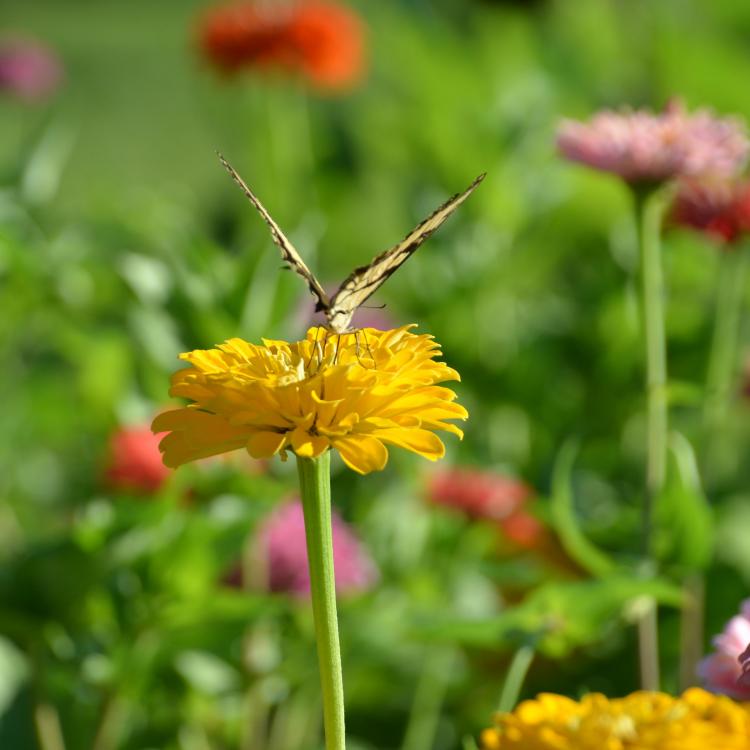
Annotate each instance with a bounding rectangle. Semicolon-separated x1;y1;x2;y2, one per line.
1;0;750;748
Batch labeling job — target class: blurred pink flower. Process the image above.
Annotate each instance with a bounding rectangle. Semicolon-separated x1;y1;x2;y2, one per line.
256;499;378;597
670;177;750;245
557;101;748;185
740;643;750;689
427;467;530;521
0;37;62;101
295;284;398;332
105;425;171;494
698;599;750;700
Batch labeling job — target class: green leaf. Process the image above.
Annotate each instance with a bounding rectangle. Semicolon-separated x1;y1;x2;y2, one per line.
414;576;683;658
550;440;617;577
654;432;714;571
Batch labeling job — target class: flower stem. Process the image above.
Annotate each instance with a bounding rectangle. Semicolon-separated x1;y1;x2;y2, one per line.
702;245;749;485
401;649;454;750
680;244;748;690
297;452;346;750
634;186;667;691
497;644;535;713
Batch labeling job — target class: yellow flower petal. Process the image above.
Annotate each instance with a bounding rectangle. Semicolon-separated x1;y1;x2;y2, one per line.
333;435;388;474
247;430;287;458
290;427;329;458
373;427;446;461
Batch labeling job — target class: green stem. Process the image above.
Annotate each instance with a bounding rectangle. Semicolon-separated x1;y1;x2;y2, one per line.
401;650;454;750
702;245;749;485
497;645;535;713
634;186;667;691
635;188;668;556
680;245;748;690
297;452;346;750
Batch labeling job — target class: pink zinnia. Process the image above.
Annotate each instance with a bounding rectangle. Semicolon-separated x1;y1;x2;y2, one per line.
557;101;749;185
698;598;750;700
427;467;530;521
104;425;172;494
670;177;750;245
740;643;750;689
0;37;62;101
256;499;378;597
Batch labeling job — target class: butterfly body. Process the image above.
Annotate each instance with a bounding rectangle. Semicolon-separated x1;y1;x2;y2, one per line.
219;154;484;333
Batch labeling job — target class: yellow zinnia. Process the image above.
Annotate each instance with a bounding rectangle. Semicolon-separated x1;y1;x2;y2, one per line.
480;688;750;750
152;325;467;475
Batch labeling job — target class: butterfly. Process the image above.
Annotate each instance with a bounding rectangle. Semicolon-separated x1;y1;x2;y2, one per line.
218;154;485;334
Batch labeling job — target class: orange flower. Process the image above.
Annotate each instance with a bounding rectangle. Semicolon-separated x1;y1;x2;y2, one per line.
197;1;365;93
286;1;365;91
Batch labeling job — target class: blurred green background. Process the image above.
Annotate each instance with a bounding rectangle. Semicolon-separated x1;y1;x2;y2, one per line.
3;0;750;748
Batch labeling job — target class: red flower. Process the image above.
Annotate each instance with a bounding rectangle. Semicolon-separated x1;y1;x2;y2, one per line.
197;1;365;93
286;2;364;90
670;178;750;245
427;467;531;522
105;426;171;494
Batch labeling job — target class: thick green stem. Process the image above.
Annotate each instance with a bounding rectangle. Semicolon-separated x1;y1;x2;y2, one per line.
636;188;668;555
634;187;667;691
497;645;535;713
297;452;346;750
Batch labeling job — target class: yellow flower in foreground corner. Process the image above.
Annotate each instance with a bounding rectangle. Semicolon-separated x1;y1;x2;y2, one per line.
152;326;467;475
480;688;750;750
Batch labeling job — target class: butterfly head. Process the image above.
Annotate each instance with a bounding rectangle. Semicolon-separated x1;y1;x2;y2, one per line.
325;309;354;335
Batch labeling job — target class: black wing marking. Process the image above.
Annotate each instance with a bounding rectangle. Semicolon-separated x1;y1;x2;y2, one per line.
327;173;485;329
218;153;330;311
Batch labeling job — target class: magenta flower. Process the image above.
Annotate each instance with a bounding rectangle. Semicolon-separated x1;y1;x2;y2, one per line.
557;101;749;185
698;599;750;700
0;37;63;101
740;643;750;689
256;499;378;597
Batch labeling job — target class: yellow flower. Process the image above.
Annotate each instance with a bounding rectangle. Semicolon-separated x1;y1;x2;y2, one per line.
152;326;467;475
480;688;750;750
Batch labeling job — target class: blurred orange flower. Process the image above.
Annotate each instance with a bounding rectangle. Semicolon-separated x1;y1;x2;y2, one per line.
197;1;366;93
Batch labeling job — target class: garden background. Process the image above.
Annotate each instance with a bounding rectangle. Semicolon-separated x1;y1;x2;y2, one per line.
2;0;750;748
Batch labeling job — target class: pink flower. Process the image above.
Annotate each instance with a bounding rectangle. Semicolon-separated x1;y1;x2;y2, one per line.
557;101;748;185
255;499;378;597
698;599;750;700
740;643;750;689
427;467;530;521
104;426;172;494
0;37;62;101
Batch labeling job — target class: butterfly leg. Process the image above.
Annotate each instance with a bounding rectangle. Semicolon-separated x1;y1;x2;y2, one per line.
308;325;324;370
353;329;369;368
332;333;342;365
361;328;376;368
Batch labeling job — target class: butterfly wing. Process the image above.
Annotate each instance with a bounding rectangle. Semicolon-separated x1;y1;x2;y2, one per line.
218;154;330;311
326;173;485;332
